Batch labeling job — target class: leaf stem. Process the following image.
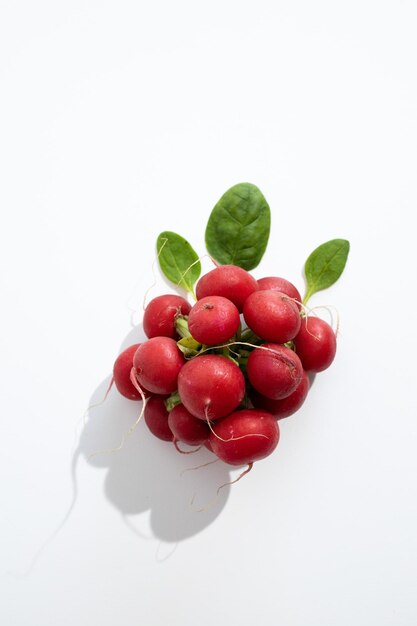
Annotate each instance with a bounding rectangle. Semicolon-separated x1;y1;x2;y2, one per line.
240;328;259;344
165;392;182;412
175;316;191;338
303;287;313;305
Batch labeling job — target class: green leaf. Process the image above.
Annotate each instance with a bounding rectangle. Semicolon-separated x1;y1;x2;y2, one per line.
205;182;271;270
303;239;350;303
177;336;201;357
156;231;201;295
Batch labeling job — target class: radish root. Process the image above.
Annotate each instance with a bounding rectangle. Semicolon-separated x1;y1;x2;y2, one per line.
178;254;217;293
83;376;114;424
87;369;147;460
204;405;268;443
180;458;219;476
173;440;202;455
308;304;340;336
141;236;169;311
216;462;253;495
8;449;81;577
190;463;253;512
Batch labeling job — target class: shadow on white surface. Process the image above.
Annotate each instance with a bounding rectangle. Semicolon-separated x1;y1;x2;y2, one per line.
76;324;231;544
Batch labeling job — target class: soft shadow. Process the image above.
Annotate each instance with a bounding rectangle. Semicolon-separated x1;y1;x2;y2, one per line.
308;372;316;389
76;324;231;544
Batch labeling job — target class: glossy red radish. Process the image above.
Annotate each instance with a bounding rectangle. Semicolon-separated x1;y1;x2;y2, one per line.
133;337;185;395
257;276;302;309
187;295;240;345
168;404;210;445
250;369;310;418
113;344;151;400
143;294;191;339
247;343;303;400
177;354;245;420
243;289;301;343
209;409;279;466
196;264;258;312
144;396;174;441
294;316;336;372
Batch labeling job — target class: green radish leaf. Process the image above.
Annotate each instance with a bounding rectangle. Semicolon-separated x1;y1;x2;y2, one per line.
303;239;350;303
156;231;201;295
177;336;201;357
205;182;271;270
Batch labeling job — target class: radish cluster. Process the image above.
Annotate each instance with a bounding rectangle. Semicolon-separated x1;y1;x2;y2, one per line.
107;182;349;484
113;264;337;470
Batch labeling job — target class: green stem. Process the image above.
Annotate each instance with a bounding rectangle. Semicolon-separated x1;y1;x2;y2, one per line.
175;316;191;338
165;392;182;412
240;329;259;344
303;287;313;306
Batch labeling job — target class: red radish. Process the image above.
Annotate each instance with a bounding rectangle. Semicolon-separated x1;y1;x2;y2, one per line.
257;276;302;309
144;396;174;441
143;294;191;339
133;337;185;395
251;369;309;419
209;409;279;465
113;344;151;400
196;264;258;312
243;289;301;343
188;295;240;345
247;343;303;400
177;354;245;420
294;316;337;372
168;404;210;445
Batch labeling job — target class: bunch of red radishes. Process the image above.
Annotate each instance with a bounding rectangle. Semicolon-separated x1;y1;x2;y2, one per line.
109;183;350;473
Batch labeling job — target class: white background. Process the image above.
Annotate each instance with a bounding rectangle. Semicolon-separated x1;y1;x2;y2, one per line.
1;2;416;625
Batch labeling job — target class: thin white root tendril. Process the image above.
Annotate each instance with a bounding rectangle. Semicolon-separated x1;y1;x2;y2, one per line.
87;369;147;460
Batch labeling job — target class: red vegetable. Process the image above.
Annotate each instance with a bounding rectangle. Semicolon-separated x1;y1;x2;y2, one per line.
209;409;280;466
294;316;336;372
177;354;245;420
188;295;240;345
